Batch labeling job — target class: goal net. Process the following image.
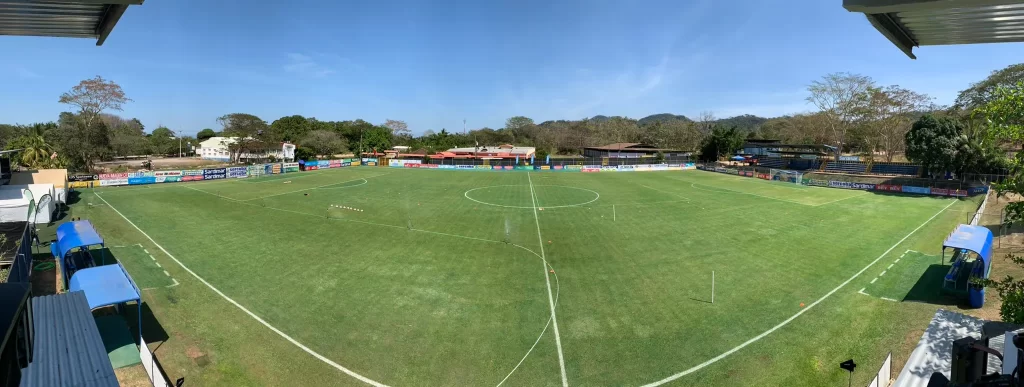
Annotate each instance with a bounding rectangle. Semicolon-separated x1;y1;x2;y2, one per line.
770;169;803;184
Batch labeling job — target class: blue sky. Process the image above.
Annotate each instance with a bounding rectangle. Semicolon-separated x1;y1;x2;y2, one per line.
1;0;1023;136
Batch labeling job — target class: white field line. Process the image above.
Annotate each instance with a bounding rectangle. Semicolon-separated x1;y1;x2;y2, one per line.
641;199;958;386
162;270;171;277
116;187;559;386
879;270;887;277
185;185;243;202
858;288;868;295
880;297;899;302
94;192;390;387
168;278;180;288
244;169;335;183
93;177;239;193
887;264;894;270
154;262;161;268
638;184;691;201
527;172;568;387
895;259;900;263
870;278;877;284
242;173;389;201
316;178;368;190
812;192;869;207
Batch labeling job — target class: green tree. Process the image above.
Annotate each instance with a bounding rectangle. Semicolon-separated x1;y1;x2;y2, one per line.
301;130;348;157
697;127;744;162
807;72;874;158
58;76;130;171
904;114;964;177
197;128;217;141
361;126;393;154
47;112;111;172
954;63;1024;112
8;134;52;168
269;115;312;142
148;127;177;156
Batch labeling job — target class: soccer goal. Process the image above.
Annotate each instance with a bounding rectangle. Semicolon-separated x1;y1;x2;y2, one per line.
770;169;803;184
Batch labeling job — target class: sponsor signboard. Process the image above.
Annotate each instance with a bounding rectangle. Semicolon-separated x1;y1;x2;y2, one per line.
69;174;98;182
351;161;361;166
329;159;342;168
503;166;514;170
852;183;875;190
439;165;456;169
272;164;283;174
969;186;989;194
582;168;600;173
652;164;668;171
155;170;182;177
99;173;128;180
757;173;772;180
564;165;583;170
227;167;248;178
600;167;617;172
182;171;204;182
128;177;156;185
806;179;829;187
931;188;950;196
68;181;93;188
421;164;438;169
950;189;968;197
456;165;475;170
617;165;635;171
162;176;182;183
515;166;533;171
100;178;129;186
902;186;931;195
318;160;331;169
634;165;651;172
553;165;564;170
128;171;156;178
203;168;227;180
283;162;300;172
876;184;902;192
540;166;551;170
475;165;490;170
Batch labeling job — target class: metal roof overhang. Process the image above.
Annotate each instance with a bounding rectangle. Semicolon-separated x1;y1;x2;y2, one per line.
0;0;143;46
844;0;1024;59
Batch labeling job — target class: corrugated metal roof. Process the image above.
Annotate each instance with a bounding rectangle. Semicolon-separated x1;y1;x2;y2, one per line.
0;0;144;46
844;0;1024;59
21;291;118;387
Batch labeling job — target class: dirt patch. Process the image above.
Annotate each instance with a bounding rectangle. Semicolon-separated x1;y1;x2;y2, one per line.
115;364;151;387
186;345;210;367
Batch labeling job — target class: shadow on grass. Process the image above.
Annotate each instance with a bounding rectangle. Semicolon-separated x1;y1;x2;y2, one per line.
124;302;170;344
903;264;973;308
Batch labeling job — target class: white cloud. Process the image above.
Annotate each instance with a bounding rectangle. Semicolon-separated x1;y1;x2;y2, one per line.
283;53;335;78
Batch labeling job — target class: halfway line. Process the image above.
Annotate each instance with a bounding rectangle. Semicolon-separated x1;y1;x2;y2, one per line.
527;172;568;387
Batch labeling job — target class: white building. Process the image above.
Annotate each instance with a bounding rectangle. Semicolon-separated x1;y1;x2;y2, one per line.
198;137;293;162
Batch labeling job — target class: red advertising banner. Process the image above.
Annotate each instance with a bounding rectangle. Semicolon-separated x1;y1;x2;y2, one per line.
182;175;205;181
931;188;950;196
99;173;129;179
877;184;903;192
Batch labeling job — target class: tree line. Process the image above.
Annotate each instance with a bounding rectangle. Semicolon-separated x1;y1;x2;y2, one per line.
3;64;1022;172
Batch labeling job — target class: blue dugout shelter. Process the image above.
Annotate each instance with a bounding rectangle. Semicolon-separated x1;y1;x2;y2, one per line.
69;263;143;344
941;224;993;308
51;221;107;288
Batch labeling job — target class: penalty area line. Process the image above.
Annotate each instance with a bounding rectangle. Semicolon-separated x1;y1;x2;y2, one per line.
93;192;389;387
641;199;958;387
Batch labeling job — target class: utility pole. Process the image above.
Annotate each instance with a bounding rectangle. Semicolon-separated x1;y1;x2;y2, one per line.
463;119;466;135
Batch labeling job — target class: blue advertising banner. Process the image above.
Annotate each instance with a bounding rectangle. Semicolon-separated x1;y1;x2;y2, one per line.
438;165;456;169
456;165;475;169
127;177;156;185
318;160;331;168
203;168;227;180
902;186;931;195
227;167;248;178
969;186;989;194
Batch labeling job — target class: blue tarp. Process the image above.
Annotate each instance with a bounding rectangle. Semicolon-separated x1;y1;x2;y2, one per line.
943;224;994;276
54;220;104;260
68;263;141;310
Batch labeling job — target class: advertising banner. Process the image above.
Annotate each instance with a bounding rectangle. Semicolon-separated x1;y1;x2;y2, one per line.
69;174;98;182
515;166;533;171
329;159;342;168
667;166;682;171
159;176;182;183
155;170;182;177
806;179;829;187
503;166;514;170
100;178;129;186
272;164;283;174
203;168;227;180
652;164;668;171
182;170;204;182
582;168;600;173
128;171;156;178
617;165;635;171
583;165;602;170
876;184;901;192
553;165;564;170
565;165;583;170
227;167;248;178
969;186;989;195
475;165;490;170
852;183;876;190
758;173;772;180
68;181;93;188
351;161;361;166
634;165;651;172
725;168;739;175
902;186;931;195
931;188;950;196
99;173;128;180
456;165;475;170
950;189;968;197
421;164;437;169
439;165;456;169
600;166;617;172
318;160;331;169
128;177;156;185
540;166;551;170
683;163;696;170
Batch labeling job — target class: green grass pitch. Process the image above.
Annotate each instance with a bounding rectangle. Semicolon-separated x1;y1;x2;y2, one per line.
72;167;980;386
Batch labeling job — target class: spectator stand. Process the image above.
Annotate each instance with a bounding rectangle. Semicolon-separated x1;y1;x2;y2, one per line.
940;224;993;308
51;220;108;290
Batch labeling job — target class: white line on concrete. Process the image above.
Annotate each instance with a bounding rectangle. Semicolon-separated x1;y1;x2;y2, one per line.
527;172;568;387
93;192;389;387
641;199;958;386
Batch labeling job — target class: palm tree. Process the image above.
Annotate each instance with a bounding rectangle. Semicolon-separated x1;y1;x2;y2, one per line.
12;135;53;168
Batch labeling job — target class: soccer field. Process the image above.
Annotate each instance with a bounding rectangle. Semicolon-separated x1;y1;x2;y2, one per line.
75;167;979;386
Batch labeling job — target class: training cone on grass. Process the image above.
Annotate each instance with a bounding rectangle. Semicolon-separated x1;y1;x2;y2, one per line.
800;303;805;307
549;269;554;274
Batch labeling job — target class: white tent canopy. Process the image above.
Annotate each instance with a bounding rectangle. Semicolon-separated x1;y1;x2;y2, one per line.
0;184;57;224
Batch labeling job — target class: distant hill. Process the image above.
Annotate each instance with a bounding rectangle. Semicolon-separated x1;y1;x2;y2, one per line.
589;115;612;123
714;114;769;132
638;113;691;126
